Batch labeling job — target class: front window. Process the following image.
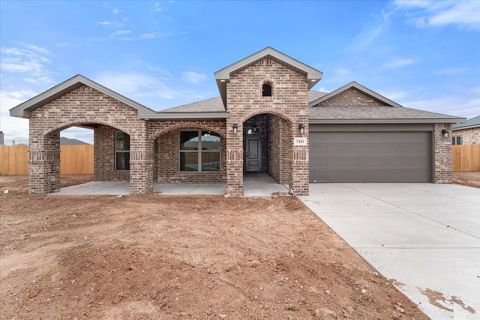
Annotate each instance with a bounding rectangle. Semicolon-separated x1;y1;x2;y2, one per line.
180;131;220;172
452;136;463;145
115;132;130;170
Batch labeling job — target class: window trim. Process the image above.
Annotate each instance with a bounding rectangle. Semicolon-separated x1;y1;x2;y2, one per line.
114;131;130;171
179;130;221;173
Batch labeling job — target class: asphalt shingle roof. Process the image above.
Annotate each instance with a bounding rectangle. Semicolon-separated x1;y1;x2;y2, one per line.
309;105;460;120
452;115;480;130
160;91;328;113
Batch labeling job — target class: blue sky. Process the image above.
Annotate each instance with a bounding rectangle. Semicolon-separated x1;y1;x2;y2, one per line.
1;0;480;144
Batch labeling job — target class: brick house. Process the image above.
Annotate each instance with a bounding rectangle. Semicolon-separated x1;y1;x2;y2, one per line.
451;115;480;145
10;47;463;196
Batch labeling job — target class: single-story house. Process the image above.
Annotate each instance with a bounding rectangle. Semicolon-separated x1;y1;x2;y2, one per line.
452;115;480;145
10;47;464;196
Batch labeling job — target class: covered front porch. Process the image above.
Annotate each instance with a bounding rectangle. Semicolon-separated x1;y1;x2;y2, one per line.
52;173;288;197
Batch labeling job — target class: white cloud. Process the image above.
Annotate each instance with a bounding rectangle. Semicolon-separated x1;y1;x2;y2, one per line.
350;10;392;51
394;0;480;31
181;71;207;84
97;21;122;27
154;3;162;12
384;57;417;69
335;68;350;76
94;72;209;108
112;30;133;36
0;44;54;82
404;95;480;119
0;90;34;145
112;8;121;15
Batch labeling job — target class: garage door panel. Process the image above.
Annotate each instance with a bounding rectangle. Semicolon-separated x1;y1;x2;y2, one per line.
310;130;432;183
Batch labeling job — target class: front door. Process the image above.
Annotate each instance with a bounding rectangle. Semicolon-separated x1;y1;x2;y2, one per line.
245;137;262;172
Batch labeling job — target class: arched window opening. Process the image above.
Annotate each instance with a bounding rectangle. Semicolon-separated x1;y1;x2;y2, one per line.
262;82;272;97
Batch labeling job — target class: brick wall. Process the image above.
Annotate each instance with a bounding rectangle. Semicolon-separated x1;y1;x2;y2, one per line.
319;88;384;106
156;129;226;183
452;127;480;145
433;123;453;183
29;85;152;194
225;57;309;196
93;125;129;181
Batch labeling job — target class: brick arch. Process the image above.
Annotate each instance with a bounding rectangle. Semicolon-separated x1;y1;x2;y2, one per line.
150;124;226;140
240;109;294;125
43;120;132;137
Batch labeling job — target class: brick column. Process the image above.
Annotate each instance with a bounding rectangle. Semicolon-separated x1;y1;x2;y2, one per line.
130;123;154;194
433;123;453;183
226;120;244;196
28;131;60;194
289;123;309;196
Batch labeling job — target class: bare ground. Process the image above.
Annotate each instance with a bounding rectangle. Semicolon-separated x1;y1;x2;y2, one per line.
0;176;428;320
453;171;480;189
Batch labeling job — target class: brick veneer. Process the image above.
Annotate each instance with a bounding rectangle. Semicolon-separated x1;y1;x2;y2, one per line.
29;85;152;194
452;127;480;145
93;125;129;181
225;57;309;196
319;88;384;106
433;123;453;183
156;129;226;183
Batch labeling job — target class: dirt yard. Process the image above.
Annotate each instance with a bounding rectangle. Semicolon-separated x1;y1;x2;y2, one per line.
453;171;480;188
0;176;427;319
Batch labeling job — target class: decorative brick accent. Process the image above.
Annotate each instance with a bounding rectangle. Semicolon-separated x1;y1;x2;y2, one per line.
452;127;480;145
225;57;310;196
433;124;453;183
319;88;384;106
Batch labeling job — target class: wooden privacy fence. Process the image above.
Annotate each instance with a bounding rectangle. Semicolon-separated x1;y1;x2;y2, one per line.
0;145;94;175
452;145;480;172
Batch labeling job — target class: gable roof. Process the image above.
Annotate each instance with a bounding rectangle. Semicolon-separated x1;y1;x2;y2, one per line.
452;115;480;130
9;74;158;118
309;105;463;123
214;47;323;105
161;91;328;113
309;81;404;108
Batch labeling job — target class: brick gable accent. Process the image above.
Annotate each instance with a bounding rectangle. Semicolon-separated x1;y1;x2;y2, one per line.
225;57;310;196
319;88;385;106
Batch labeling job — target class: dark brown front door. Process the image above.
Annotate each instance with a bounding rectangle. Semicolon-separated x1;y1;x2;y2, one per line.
245;137;262;172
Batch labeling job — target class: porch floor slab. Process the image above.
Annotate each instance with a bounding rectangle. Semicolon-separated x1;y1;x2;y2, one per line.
243;173;289;197
52;174;287;197
53;181;226;196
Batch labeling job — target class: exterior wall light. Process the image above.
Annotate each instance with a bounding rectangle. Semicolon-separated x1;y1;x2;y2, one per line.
299;123;305;135
232;124;238;135
441;129;449;138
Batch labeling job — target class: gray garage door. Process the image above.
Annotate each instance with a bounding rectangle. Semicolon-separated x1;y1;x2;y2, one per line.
310;128;432;183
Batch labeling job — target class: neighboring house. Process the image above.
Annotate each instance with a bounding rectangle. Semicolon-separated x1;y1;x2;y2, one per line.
451;115;480;145
0;131;4;145
10;47;463;196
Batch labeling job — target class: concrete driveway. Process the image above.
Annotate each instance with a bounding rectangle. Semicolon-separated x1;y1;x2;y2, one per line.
300;183;480;320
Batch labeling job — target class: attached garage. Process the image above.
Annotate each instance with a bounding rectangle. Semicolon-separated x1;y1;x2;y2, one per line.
309;124;433;183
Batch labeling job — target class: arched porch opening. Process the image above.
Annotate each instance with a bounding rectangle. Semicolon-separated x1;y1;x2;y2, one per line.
153;126;226;185
30;122;131;194
242;112;292;195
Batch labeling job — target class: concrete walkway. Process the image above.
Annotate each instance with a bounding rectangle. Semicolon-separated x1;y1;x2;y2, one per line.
53;174;287;197
301;183;480;320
